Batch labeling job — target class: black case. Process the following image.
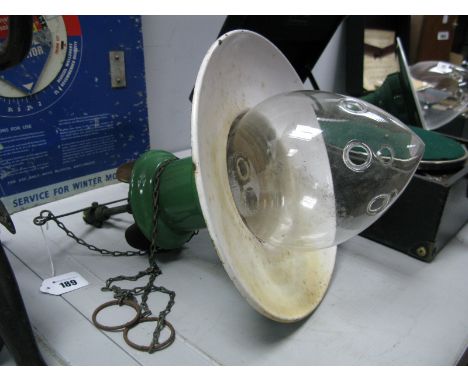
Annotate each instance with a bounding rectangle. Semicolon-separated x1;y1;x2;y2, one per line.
345;16;468;262
361;165;468;262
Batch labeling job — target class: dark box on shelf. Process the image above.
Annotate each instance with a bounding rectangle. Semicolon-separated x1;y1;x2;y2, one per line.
361;165;468;262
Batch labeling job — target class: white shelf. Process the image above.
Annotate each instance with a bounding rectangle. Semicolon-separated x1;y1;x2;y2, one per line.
2;182;467;365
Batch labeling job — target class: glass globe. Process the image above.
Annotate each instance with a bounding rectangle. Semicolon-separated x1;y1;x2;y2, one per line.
410;61;468;130
226;91;424;251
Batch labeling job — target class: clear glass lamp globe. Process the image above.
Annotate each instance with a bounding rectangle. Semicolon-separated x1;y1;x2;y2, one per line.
410;61;468;130
226;91;425;251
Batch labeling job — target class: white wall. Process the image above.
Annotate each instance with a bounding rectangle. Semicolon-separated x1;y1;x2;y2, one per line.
312;21;347;94
142;16;346;151
142;16;226;152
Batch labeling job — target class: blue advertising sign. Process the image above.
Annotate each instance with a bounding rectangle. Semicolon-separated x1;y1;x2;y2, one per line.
0;16;149;212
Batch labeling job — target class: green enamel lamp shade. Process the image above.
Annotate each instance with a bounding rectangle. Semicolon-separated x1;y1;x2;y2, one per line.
360;73;466;169
360;38;466;169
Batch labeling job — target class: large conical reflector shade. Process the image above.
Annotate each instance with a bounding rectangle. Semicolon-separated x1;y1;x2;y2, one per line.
191;30;336;322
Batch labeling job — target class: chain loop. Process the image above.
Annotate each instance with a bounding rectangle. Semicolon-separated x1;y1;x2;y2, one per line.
33;209;147;257
33;158;178;353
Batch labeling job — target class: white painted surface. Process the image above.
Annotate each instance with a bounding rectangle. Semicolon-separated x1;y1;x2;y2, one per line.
1;177;467;365
142;16;346;152
142;15;226;152
191;30;336;322
311;20;347;94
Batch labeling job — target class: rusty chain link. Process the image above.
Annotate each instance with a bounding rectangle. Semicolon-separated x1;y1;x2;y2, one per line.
33;198;143;257
33;158;178;353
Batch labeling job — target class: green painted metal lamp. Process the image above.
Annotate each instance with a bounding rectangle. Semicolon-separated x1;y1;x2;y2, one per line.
360;38;467;170
126;30;425;322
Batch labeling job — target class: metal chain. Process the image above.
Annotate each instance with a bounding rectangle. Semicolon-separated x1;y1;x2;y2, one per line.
32;158;178;353
33;208;147;257
101;158;177;353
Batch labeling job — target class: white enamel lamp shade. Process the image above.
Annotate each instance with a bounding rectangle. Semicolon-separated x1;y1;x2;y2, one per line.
191;30;337;322
191;29;424;322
